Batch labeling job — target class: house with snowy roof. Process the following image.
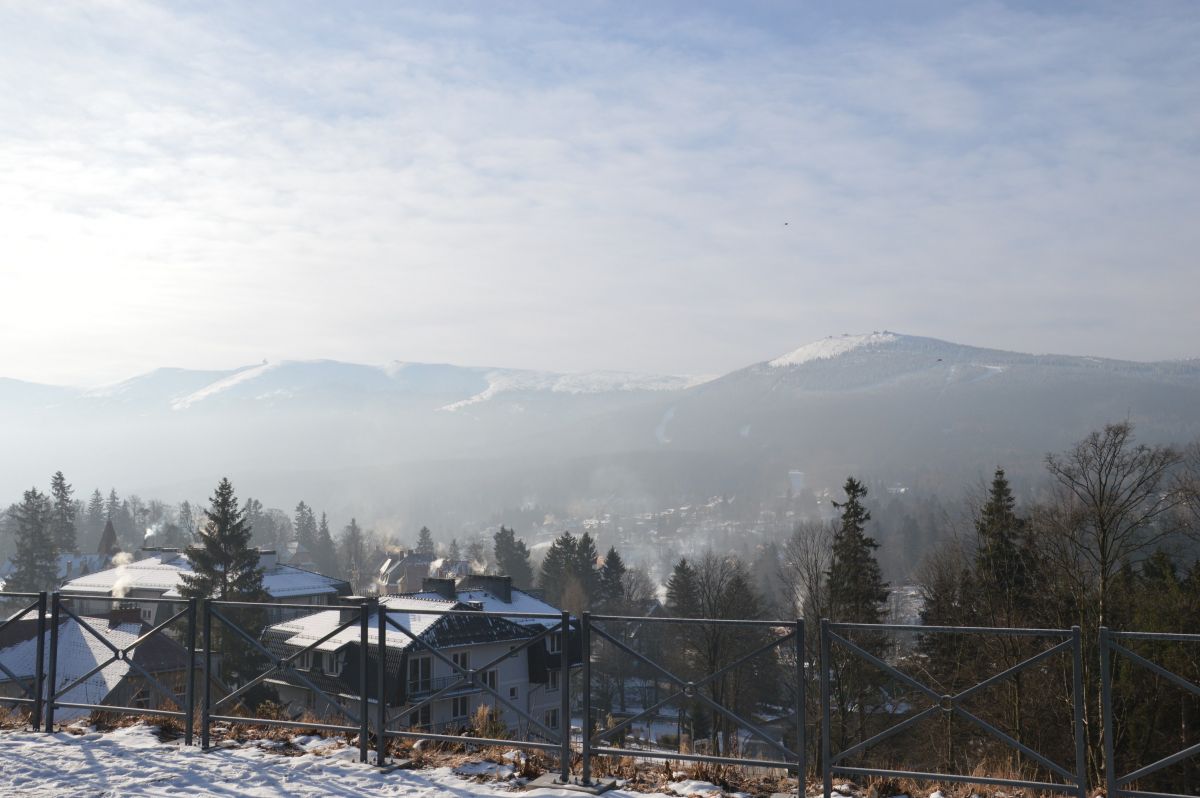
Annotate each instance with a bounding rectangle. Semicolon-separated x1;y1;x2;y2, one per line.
60;547;351;624
261;575;579;738
0;608;190;720
0;552;112;592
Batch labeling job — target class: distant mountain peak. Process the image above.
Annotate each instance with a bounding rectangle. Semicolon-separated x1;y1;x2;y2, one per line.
769;332;901;368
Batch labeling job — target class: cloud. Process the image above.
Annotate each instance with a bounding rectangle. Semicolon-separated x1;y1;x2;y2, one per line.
1;1;1198;385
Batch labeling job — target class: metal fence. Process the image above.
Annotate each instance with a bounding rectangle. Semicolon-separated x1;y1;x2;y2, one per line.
820;620;1087;798
1100;628;1200;798
2;590;1197;796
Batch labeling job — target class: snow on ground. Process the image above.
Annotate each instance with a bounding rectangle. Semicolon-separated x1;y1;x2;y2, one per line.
0;723;735;798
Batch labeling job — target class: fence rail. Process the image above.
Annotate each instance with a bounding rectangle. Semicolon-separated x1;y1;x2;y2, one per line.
0;590;1194;795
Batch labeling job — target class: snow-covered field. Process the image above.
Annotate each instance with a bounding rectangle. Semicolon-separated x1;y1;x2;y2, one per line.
0;724;745;798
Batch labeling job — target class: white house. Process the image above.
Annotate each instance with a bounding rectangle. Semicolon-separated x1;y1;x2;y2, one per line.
261;576;576;740
60;548;351;624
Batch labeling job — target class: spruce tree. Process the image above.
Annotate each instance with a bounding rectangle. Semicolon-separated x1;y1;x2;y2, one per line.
599;547;628;610
538;532;578;607
665;558;700;617
8;488;57;592
974;468;1031;625
48;471;76;554
446;538;461;561
179;478;265;601
339;518;367;592
493;526;533;588
312;512;339;577
416;526;435;556
293;501;317;552
86;489;105;540
828;477;887;622
573;532;601;603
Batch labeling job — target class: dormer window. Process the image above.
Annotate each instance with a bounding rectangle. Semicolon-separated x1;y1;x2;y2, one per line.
321;652;343;676
548;632;562;654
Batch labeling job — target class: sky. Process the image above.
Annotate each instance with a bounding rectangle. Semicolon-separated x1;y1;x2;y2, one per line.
2;1;1199;386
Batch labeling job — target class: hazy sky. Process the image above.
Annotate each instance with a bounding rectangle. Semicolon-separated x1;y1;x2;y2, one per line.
2;1;1199;386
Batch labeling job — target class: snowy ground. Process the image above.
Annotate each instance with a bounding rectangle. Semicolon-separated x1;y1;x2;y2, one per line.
0;724;753;798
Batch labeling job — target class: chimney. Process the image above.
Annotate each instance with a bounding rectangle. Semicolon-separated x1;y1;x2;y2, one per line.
257;549;278;570
422;577;457;600
339;596;370;624
108;607;143;628
462;574;512;603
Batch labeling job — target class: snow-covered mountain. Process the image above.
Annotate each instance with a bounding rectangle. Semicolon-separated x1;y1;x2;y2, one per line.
2;334;1198;517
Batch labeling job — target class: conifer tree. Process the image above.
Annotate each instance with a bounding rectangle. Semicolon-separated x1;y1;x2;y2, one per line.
665;558;700;617
828;477;887;622
180;478;264;601
97;517;119;557
974;468;1031;625
8;488;57;592
178;501;196;541
312;512;339;577
538;532;578;607
493;526;533;588
48;471;76;554
573;532;601;603
416;525;435;556
446;538;460;561
293;501;317;551
86;489;105;540
599;546;628;610
339;518;367;592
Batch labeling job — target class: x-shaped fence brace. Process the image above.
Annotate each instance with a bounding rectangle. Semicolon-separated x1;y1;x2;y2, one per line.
1100;628;1200;798
48;597;194;728
381;608;568;746
0;595;44;710
585;616;803;771
821;621;1087;798
206;602;366;728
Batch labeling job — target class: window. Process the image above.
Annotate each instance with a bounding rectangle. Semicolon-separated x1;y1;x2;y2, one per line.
451;651;470;674
547;668;560;692
544;707;560;730
483;669;497;691
322;652;342;676
408;656;431;694
408;705;430;729
548;632;562;654
451;696;470;720
296;651;313;671
509;686;518;700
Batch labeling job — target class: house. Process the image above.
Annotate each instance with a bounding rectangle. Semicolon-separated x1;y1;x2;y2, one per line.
0;553;113;592
60;547;351;624
0;608;191;720
373;550;436;594
261;575;579;739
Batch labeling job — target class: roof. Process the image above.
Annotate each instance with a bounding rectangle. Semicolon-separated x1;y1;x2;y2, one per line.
0;615;187;722
60;551;348;599
264;594;538;656
452;589;561;626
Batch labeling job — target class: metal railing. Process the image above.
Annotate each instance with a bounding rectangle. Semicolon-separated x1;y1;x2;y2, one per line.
1100;628;1200;798
820;620;1088;798
5;589;1200;796
581;613;806;795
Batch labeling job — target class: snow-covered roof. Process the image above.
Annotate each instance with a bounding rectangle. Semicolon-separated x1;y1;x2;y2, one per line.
453;588;560;625
0;616;140;722
60;551;347;599
269;595;448;654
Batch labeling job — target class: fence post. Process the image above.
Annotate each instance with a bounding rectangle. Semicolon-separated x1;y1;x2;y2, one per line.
580;612;592;786
184;597;197;747
43;593;60;733
32;591;46;731
1099;627;1116;798
377;601;387;767
201;598;212;750
1070;626;1088;798
795;618;806;798
820;618;831;798
359;599;371;763
559;611;572;783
